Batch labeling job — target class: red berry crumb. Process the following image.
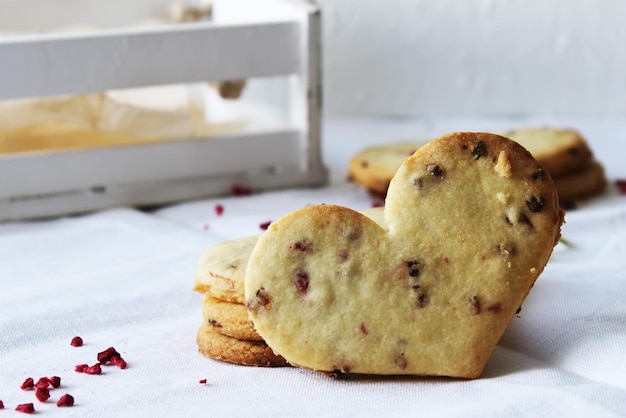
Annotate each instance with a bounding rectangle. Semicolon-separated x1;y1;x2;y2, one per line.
49;376;61;388
97;347;121;364
111;355;128;369
199;379;207;384
35;387;50;402
231;184;252;196
71;336;83;347
0;400;4;409
35;377;50;389
57;394;74;407
20;377;34;390
617;179;626;195
259;221;272;230
84;363;102;375
75;364;89;373
15;403;35;413
215;204;224;216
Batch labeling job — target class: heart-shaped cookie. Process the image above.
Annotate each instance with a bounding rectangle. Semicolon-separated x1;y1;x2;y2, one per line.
245;132;564;378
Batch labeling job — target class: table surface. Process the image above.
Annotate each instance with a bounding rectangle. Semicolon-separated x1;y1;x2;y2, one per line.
2;117;626;417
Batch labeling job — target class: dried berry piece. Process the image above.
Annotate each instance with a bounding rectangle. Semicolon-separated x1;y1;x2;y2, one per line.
75;364;88;373
15;403;35;413
616;179;626;195
471;140;486;160
413;285;427;308
332;364;351;374
393;340;409;369
111;355;128;369
57;394;74;407
35;377;50;389
35;387;50;402
470;295;482;315
487;302;503;313
208;319;222;328
97;347;121;364
294;270;310;295
71;336;83;347
526;196;545;213
199;379;207;384
259;221;272;230
20;377;34;390
360;323;369;335
215;204;224;216
255;288;272;309
290;240;312;252
426;164;446;179
394;354;407;370
49;376;61;388
519;212;533;227
0;400;4;409
84;363;102;375
405;260;421;277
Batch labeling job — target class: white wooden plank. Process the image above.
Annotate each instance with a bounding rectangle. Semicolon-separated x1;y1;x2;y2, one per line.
0;21;301;100
0;130;303;197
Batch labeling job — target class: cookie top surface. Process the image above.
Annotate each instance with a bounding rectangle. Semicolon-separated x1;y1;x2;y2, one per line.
245;132;563;377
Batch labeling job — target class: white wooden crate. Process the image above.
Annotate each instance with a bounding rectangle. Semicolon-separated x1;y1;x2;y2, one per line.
0;0;327;221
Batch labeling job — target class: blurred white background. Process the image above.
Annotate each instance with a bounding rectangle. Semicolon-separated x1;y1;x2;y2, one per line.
316;0;626;117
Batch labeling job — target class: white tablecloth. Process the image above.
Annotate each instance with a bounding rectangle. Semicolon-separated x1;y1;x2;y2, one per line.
2;117;626;417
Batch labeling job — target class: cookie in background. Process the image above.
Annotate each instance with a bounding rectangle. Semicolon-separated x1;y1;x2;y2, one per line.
348;128;607;208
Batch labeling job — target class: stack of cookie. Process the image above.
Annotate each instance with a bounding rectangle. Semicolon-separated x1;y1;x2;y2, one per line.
348;128;607;207
193;235;289;367
193;209;386;367
502;128;607;207
193;133;565;378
